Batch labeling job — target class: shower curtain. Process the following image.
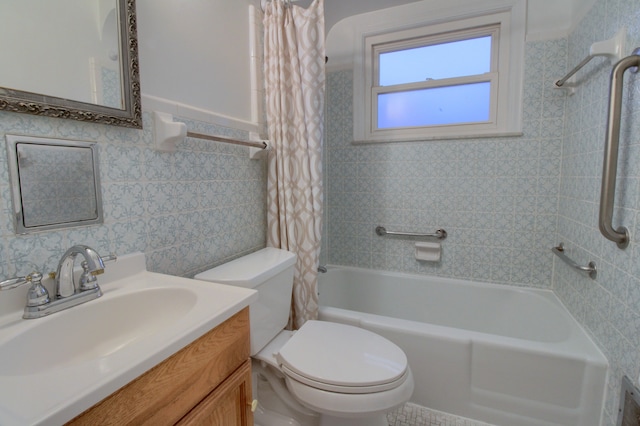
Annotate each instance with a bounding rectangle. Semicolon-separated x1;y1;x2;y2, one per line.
263;0;325;329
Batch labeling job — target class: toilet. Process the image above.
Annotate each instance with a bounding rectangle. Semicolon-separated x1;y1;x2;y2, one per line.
195;248;414;426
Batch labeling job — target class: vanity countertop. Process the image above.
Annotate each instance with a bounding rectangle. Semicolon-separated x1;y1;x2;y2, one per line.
0;253;257;426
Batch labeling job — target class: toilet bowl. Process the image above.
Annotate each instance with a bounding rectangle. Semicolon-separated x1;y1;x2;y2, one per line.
195;248;414;426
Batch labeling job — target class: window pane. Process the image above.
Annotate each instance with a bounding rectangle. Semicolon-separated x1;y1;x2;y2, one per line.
377;82;491;128
379;36;492;86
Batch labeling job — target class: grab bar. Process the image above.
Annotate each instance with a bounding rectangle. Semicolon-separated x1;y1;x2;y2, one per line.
598;48;640;249
375;226;447;240
551;243;597;280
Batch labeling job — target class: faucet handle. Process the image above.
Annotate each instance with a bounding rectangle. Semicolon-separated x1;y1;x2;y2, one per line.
0;272;50;307
1;272;42;291
0;276;29;291
79;261;99;291
24;272;50;307
79;254;116;291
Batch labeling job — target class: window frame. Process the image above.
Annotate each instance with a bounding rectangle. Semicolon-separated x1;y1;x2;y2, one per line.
353;0;526;143
372;25;500;131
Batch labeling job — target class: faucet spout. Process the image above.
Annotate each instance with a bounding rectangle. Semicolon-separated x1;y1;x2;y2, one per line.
55;245;105;298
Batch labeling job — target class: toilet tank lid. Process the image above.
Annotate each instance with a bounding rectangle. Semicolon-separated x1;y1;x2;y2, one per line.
194;248;296;288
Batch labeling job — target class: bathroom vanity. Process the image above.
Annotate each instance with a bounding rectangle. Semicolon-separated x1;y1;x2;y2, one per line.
68;308;253;425
0;252;257;426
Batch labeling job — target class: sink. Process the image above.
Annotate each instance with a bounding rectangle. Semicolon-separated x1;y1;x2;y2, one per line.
0;252;257;426
0;287;197;376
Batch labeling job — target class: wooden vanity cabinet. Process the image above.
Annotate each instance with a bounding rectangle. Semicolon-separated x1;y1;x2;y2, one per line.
177;359;252;425
67;307;253;426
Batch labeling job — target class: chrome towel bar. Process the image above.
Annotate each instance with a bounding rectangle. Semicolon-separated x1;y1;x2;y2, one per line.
153;111;269;153
551;243;597;280
598;48;640;249
555;28;627;89
375;226;447;240
186;131;268;150
555;54;598;87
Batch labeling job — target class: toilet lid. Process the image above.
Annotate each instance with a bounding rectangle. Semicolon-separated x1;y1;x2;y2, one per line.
276;321;408;394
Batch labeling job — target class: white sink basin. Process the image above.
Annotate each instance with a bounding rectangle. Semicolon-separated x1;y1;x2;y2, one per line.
0;253;257;426
0;287;197;376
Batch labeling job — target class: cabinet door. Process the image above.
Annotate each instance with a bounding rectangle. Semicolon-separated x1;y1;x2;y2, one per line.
178;360;253;426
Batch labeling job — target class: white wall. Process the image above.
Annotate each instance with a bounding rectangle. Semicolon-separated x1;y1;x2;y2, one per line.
299;0;598;38
0;0;112;104
136;0;259;130
325;0;599;70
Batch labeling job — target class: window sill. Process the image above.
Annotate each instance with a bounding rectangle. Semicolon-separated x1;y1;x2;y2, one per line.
352;130;524;144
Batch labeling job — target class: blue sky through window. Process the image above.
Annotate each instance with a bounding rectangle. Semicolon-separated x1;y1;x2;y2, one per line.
377;82;491;128
379;36;492;86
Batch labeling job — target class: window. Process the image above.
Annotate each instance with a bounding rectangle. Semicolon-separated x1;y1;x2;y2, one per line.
375;28;498;129
353;1;526;142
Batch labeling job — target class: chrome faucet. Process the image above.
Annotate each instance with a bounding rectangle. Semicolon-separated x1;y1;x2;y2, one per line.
55;245;105;297
0;245;115;319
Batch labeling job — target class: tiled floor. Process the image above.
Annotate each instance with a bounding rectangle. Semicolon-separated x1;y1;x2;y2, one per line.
387;403;495;426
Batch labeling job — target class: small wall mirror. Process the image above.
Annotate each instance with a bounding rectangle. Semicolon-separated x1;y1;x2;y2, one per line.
5;135;104;234
0;0;142;128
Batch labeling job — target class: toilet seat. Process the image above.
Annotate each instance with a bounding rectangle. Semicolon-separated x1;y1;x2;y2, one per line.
280;364;410;393
284;370;414;418
275;321;409;394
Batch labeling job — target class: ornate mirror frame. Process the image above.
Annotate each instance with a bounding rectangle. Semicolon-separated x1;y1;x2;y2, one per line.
0;0;142;129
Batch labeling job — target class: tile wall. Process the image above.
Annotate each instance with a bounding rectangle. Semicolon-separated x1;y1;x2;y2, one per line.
553;0;640;423
325;39;568;288
0;111;267;283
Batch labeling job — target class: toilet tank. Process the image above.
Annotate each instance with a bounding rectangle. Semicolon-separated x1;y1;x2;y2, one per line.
194;248;296;355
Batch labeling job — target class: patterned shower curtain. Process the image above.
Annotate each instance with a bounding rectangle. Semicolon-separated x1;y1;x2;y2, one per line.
263;0;325;329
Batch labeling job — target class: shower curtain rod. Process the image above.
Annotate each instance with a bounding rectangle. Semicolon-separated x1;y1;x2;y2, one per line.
260;0;298;11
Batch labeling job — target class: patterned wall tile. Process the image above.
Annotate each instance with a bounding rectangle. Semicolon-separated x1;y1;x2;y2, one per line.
325;39;566;288
66;225;112;257
101;144;143;181
8;232;66;274
551;0;640;422
103;182;146;220
0;111;266;295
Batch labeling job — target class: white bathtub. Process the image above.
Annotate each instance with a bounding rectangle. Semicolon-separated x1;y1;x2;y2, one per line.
317;266;608;426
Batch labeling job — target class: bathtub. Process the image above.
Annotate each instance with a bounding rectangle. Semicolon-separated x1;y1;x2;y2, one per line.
317;266;608;426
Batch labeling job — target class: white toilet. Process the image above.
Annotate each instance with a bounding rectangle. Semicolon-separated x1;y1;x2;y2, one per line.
195;248;414;426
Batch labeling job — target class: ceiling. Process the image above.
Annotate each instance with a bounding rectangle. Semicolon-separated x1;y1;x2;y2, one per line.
295;0;422;32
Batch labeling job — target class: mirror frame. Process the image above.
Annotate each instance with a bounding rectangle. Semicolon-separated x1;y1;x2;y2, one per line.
0;0;142;129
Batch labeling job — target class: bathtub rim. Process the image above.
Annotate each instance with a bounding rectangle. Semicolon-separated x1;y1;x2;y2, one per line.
320;264;558;297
